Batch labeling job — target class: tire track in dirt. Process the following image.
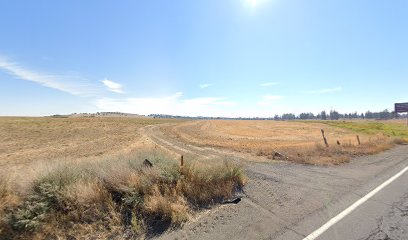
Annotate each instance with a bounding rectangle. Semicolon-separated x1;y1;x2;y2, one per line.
140;124;250;161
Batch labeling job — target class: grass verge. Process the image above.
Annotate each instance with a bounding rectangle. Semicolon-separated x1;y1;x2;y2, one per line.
0;151;246;239
319;120;408;142
282;120;408;165
256;133;398;165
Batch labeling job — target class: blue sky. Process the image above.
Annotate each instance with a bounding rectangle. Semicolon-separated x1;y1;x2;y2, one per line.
0;0;407;117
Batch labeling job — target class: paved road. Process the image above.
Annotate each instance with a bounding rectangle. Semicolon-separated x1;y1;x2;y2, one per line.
276;166;408;240
141;125;408;240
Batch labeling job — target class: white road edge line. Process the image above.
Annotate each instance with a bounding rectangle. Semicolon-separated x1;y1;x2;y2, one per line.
303;166;408;240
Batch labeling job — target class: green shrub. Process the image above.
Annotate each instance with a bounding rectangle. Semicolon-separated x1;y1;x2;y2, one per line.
9;182;63;231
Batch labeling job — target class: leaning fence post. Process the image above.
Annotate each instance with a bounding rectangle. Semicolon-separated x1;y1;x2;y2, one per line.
356;135;361;145
321;129;329;147
180;155;184;174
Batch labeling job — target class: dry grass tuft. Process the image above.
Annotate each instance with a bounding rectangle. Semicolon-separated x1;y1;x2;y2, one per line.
0;150;246;239
179;161;247;205
280;135;395;165
392;137;408;145
0;176;21;238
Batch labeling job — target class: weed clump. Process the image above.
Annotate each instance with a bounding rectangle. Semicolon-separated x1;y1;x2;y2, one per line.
282;135;395;165
0;151;246;239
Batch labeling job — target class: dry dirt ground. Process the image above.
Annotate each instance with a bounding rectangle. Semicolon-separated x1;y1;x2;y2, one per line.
140;124;408;240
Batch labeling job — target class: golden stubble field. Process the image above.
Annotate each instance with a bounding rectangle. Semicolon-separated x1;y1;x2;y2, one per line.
0;117;176;166
163;120;372;149
0;117;400;166
161;120;396;164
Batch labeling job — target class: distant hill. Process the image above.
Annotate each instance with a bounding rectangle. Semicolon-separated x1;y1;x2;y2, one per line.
51;112;146;118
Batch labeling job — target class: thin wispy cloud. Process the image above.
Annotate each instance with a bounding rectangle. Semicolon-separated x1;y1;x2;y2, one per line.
259;82;278;87
102;79;124;94
95;92;236;117
257;95;283;106
199;83;212;89
0;55;97;96
183;97;235;106
305;87;342;94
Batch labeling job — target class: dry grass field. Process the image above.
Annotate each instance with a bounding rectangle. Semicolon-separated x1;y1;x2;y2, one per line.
324;119;408;141
163;120;360;149
0;117;246;239
162;120;404;164
0;117;176;165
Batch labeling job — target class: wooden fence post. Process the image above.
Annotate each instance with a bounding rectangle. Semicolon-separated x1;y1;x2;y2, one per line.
321;129;329;147
180;155;184;167
356;135;361;145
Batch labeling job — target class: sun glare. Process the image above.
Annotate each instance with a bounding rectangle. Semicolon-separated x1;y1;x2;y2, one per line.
245;0;267;12
249;0;258;8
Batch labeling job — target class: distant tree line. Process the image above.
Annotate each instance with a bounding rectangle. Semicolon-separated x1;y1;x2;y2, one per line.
274;109;405;120
150;109;406;120
148;114;273;120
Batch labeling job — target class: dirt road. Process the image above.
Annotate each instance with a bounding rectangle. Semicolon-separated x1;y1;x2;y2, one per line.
140;124;408;240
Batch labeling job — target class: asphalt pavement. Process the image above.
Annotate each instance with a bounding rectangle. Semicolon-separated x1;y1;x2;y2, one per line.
276;153;408;240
